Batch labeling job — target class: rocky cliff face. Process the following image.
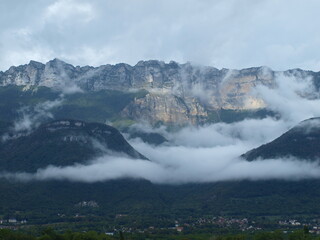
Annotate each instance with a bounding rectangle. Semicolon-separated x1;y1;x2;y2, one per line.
1;59;319;125
122;93;208;125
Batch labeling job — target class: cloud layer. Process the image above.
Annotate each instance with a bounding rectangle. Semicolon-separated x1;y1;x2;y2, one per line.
3;155;320;184
1;0;320;71
2;73;320;183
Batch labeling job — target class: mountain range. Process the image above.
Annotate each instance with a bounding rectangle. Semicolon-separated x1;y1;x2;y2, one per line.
1;59;320;227
0;116;320;223
1;59;319;126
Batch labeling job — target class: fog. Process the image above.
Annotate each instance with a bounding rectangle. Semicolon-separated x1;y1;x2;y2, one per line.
12;98;63;133
3;155;320;184
1;73;320;183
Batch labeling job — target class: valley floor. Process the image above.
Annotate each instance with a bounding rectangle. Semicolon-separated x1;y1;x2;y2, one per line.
1;214;320;240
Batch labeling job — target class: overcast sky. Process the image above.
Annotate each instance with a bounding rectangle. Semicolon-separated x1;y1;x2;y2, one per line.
1;0;320;71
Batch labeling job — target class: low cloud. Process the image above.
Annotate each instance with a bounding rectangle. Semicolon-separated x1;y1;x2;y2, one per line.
1;64;83;142
46;59;84;94
2;154;320;184
254;72;320;123
2;115;319;184
1;72;320;183
9;98;63;135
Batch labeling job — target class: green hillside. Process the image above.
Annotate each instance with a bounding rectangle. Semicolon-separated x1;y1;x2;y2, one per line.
0;119;146;172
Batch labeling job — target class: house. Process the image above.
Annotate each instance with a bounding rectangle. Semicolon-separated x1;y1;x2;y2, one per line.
8;219;17;223
176;227;183;232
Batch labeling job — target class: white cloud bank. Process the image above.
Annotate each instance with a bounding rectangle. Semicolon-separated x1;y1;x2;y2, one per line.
3;155;320;184
1;73;320;183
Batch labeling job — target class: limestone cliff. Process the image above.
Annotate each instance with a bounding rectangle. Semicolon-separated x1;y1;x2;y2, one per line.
122;93;208;125
0;59;319;125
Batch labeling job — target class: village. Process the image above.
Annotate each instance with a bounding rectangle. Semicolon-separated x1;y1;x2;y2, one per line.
2;215;320;236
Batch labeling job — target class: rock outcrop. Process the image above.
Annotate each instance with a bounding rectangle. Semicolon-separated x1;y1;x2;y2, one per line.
1;59;319;125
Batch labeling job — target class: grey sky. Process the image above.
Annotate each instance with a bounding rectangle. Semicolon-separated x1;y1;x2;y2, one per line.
1;0;319;71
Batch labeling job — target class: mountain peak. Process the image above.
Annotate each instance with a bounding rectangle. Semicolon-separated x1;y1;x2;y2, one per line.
49;58;67;64
135;60;167;68
28;60;44;68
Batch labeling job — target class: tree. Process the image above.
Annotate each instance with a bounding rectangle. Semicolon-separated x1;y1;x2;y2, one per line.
119;231;125;240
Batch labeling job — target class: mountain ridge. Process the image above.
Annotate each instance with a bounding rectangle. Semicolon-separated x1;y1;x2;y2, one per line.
242;117;320;161
0;119;147;172
1;59;319;125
